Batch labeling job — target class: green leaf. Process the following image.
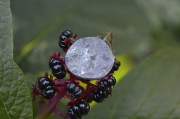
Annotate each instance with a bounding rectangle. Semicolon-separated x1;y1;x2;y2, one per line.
0;0;13;56
0;50;33;119
87;47;180;119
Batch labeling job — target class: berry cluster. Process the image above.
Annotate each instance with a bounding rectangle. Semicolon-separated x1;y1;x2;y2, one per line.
93;75;116;103
49;58;66;79
33;30;120;119
68;101;90;119
38;77;56;99
67;83;83;98
59;30;77;51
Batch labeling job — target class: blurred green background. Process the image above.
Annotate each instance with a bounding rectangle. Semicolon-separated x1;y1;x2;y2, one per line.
10;0;180;119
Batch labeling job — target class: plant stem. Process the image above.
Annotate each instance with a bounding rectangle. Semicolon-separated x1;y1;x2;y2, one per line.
35;93;64;119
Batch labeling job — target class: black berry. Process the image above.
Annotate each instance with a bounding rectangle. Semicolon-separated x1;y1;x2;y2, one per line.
49;58;66;79
59;30;73;49
68;101;90;119
38;77;56;99
67;83;83;98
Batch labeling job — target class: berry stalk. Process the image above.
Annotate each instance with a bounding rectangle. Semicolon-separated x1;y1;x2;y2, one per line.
35;92;66;119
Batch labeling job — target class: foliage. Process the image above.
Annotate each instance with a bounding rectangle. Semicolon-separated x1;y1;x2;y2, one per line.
0;0;179;119
87;47;180;118
0;0;33;119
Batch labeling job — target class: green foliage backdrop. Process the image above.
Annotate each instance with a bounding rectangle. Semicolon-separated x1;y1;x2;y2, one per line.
87;47;180;118
0;0;179;119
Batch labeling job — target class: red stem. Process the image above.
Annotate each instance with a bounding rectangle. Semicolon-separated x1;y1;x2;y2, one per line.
53;108;70;119
35;93;65;119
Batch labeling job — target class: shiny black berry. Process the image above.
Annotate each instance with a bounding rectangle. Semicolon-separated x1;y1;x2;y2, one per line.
59;41;68;48
49;58;66;79
66;83;76;93
71;87;83;98
41;87;56;99
38;77;56;99
59;30;73;49
93;93;104;103
49;58;61;68
52;71;66;79
77;101;90;115
62;30;72;38
98;80;109;90
106;86;112;95
93;75;116;103
59;34;67;41
68;101;90;119
112;59;120;72
67;83;83;98
68;105;82;119
98;89;108;98
107;75;116;87
38;77;53;90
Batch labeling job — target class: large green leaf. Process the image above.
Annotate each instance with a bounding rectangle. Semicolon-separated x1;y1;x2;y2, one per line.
0;0;13;56
0;50;33;119
0;0;33;118
87;47;180;119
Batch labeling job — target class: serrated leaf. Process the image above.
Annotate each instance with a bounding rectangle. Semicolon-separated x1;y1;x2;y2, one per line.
87;47;180;119
0;50;33;119
0;0;13;56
